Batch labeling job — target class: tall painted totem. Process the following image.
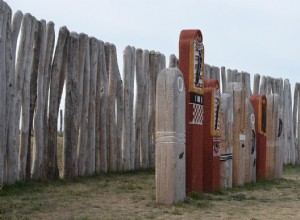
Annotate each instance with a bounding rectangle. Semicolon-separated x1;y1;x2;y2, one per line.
179;30;204;193
203;79;221;192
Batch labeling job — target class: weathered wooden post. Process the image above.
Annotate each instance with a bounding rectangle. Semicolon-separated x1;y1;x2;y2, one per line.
244;98;256;183
266;94;280;180
220;93;233;189
293;83;300;164
221;66;226;93
123;45;134;171
86;37;98;175
60;110;63;134
63;32;79;179
178;29;205;193
203;79;221;192
6;9;23;184
250;95;267;180
77;34;89;176
141;50;150;169
98;41;109;173
156;68;186;204
108;44;119;172
18;14;36;182
226;82;245;186
283;79;296;164
47;26;69;180
134;48;144;169
253;74;260;95
169;54;177;68
31;19;47;180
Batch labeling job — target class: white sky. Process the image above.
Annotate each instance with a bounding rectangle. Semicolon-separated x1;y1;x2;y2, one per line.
8;0;300;87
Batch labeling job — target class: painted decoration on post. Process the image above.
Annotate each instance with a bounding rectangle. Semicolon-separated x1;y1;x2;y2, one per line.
203;79;221;193
179;29;205;193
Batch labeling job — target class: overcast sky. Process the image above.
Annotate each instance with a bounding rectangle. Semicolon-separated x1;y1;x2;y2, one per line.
8;0;300;88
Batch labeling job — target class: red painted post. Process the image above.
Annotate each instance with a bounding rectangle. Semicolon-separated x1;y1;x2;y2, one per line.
178;29;204;193
250;95;267;180
203;79;221;192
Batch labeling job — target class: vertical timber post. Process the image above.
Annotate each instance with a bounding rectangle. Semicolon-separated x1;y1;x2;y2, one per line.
178;29;205;193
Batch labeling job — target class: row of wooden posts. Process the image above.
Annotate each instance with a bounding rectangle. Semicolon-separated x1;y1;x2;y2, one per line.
1;2;300;187
0;2;168;185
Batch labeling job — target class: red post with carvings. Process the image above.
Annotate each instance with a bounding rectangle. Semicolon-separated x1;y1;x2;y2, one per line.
250;95;267;180
203;79;221;192
178;29;205;193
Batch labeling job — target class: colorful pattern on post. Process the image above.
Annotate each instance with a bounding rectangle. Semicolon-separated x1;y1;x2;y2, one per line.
250;95;267;180
203;79;221;192
179;29;204;193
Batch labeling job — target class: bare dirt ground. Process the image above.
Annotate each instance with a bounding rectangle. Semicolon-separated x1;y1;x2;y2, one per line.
1;137;300;220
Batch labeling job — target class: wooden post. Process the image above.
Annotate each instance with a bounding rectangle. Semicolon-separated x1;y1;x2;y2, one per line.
98;41;109;173
46;26;69;180
108;44;119;172
32;20;47;180
227;69;233;84
6;10;23;183
156;68;186;204
77;34;89;176
134;48;144;169
253;73;260;95
226;82;245;186
220;93;233;189
0;1;9;185
259;76;266;95
141;50;150;169
86;37;98;175
63;32;79;179
243;72;252;98
179;29;205;193
205;64;211;79
293;83;300;164
122;45;134;171
60;110;63;134
18;15;36;182
168;54;177;68
266;94;280;180
221;66;226;93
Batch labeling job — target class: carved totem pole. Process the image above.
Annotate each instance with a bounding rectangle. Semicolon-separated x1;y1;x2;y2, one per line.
179;30;204;193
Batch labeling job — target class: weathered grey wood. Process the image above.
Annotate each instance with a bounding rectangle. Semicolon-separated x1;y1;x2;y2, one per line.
141;50;150;169
243;72;252;98
210;66;220;83
253;73;260;95
283;79;296;164
95;40;102;173
168;54;177;68
266;76;272;95
122;46;133;171
204;64;211;79
46;26;69;180
86;37;98;175
27;19;42;181
13;14;33;183
227;69;233;83
18;15;36;182
148;51;161;168
220;93;233;189
293;83;300;164
108;44;118;172
160;54;166;71
77;34;90;176
0;1;9;185
259;76;266;95
116;65;123;172
98;40;108;173
31;19;47;180
156;68;186;204
221;66;226;93
43;22;55;171
6;10;22;183
134;48;144;169
129;47;135;170
63;32;79;179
